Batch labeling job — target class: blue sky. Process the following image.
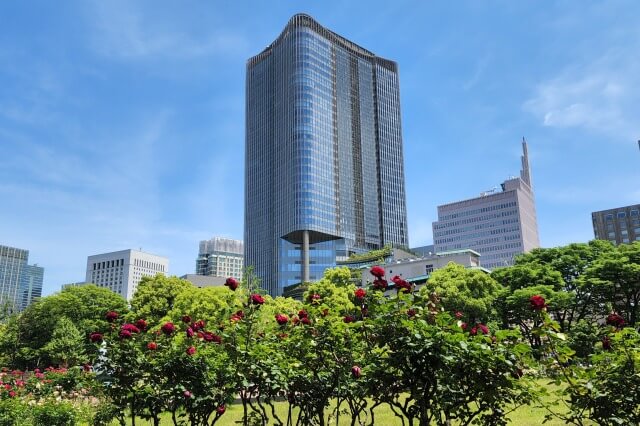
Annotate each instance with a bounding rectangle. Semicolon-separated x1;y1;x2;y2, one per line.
1;1;638;296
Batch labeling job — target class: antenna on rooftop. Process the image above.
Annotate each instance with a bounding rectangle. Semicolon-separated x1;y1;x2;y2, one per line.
520;137;532;188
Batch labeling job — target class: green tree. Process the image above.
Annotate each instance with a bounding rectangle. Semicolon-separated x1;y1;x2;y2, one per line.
18;284;127;367
423;262;503;323
129;275;192;326
43;317;87;368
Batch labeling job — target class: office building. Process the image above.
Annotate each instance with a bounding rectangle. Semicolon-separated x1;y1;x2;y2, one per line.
180;274;227;288
432;140;540;269
0;244;43;311
19;263;43;311
196;237;243;279
86;249;168;301
245;14;409;295
592;204;640;245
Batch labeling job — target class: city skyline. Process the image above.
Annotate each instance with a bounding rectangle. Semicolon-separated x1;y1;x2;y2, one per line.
1;2;639;295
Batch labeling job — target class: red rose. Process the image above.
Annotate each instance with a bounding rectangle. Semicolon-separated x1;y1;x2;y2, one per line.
8;391;16;398
351;365;361;379
192;320;206;330
407;308;416;318
478;324;489;335
602;336;612;351
90;333;103;343
147;342;158;350
529;295;546;311
301;317;311;325
250;294;265;305
373;279;388;290
343;315;355;323
119;330;132;339
135;319;148;330
392;276;412;293
370;266;385;278
184;390;192;399
470;326;477;336
298;310;308;319
322;308;329;317
217;405;226;415
606;313;625;328
186;346;196;356
275;314;289;325
181;315;192;324
186;327;194;338
161;322;176;335
225;277;239;291
310;293;321;303
105;311;119;322
455;311;463;319
354;288;366;299
121;323;140;334
202;332;222;344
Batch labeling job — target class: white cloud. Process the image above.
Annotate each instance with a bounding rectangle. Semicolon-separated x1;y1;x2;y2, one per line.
524;37;640;141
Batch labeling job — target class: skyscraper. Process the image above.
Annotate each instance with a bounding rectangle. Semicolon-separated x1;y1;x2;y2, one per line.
0;244;44;311
245;14;409;295
196;237;244;279
432;140;540;269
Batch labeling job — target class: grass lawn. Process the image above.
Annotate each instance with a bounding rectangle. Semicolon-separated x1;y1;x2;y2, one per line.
112;388;575;425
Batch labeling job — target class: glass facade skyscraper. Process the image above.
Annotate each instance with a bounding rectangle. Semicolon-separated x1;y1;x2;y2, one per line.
0;244;43;311
245;14;409;296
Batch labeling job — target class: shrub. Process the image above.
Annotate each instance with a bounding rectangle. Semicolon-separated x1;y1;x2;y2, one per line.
0;399;28;426
32;401;77;426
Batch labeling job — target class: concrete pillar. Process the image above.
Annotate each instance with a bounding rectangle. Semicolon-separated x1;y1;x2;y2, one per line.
302;230;310;283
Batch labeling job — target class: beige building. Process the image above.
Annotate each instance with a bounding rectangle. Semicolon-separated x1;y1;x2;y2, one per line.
196;237;243;279
592;204;640;245
432;140;540;269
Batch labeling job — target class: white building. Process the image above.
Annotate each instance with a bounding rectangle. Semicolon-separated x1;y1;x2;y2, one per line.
196;237;243;279
86;249;168;300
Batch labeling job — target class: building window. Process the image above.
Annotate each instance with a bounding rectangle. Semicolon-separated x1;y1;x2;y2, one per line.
617;212;626;219
425;264;434;274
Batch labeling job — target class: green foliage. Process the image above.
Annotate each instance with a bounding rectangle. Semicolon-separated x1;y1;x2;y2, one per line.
129;275;192;326
341;245;392;263
567;320;600;360
17;284;127;368
423;262;503;323
31;401;77;426
0;399;28;426
43;317;87;368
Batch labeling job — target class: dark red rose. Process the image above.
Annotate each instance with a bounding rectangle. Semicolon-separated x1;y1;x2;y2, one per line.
275;314;289;325
192;320;206;330
234;310;245;319
225;277;239;291
119;330;132;339
161;322;176;335
147;342;158;350
186;327;194;338
186;346;196;356
202;332;222;344
105;311;119;322
90;333;103;343
461;322;468;330
230;314;242;322
530;295;547;311
250;294;265;305
181;315;192;324
373;279;388;290
184;390;192;399
370;266;385;278
217;405;226;415
478;324;489;335
602;336;612;351
310;293;321;303
455;311;463;319
322;308;329;317
606;313;625;328
354;288;366;299
292;315;300;325
301;317;311;325
470;326;477;336
392;276;412;293
407;308;417;318
121;323;140;334
298;310;308;319
135;319;148;330
351;365;362;379
343;315;355;323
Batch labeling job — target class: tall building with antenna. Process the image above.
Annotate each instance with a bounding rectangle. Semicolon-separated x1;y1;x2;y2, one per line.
432;139;540;269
